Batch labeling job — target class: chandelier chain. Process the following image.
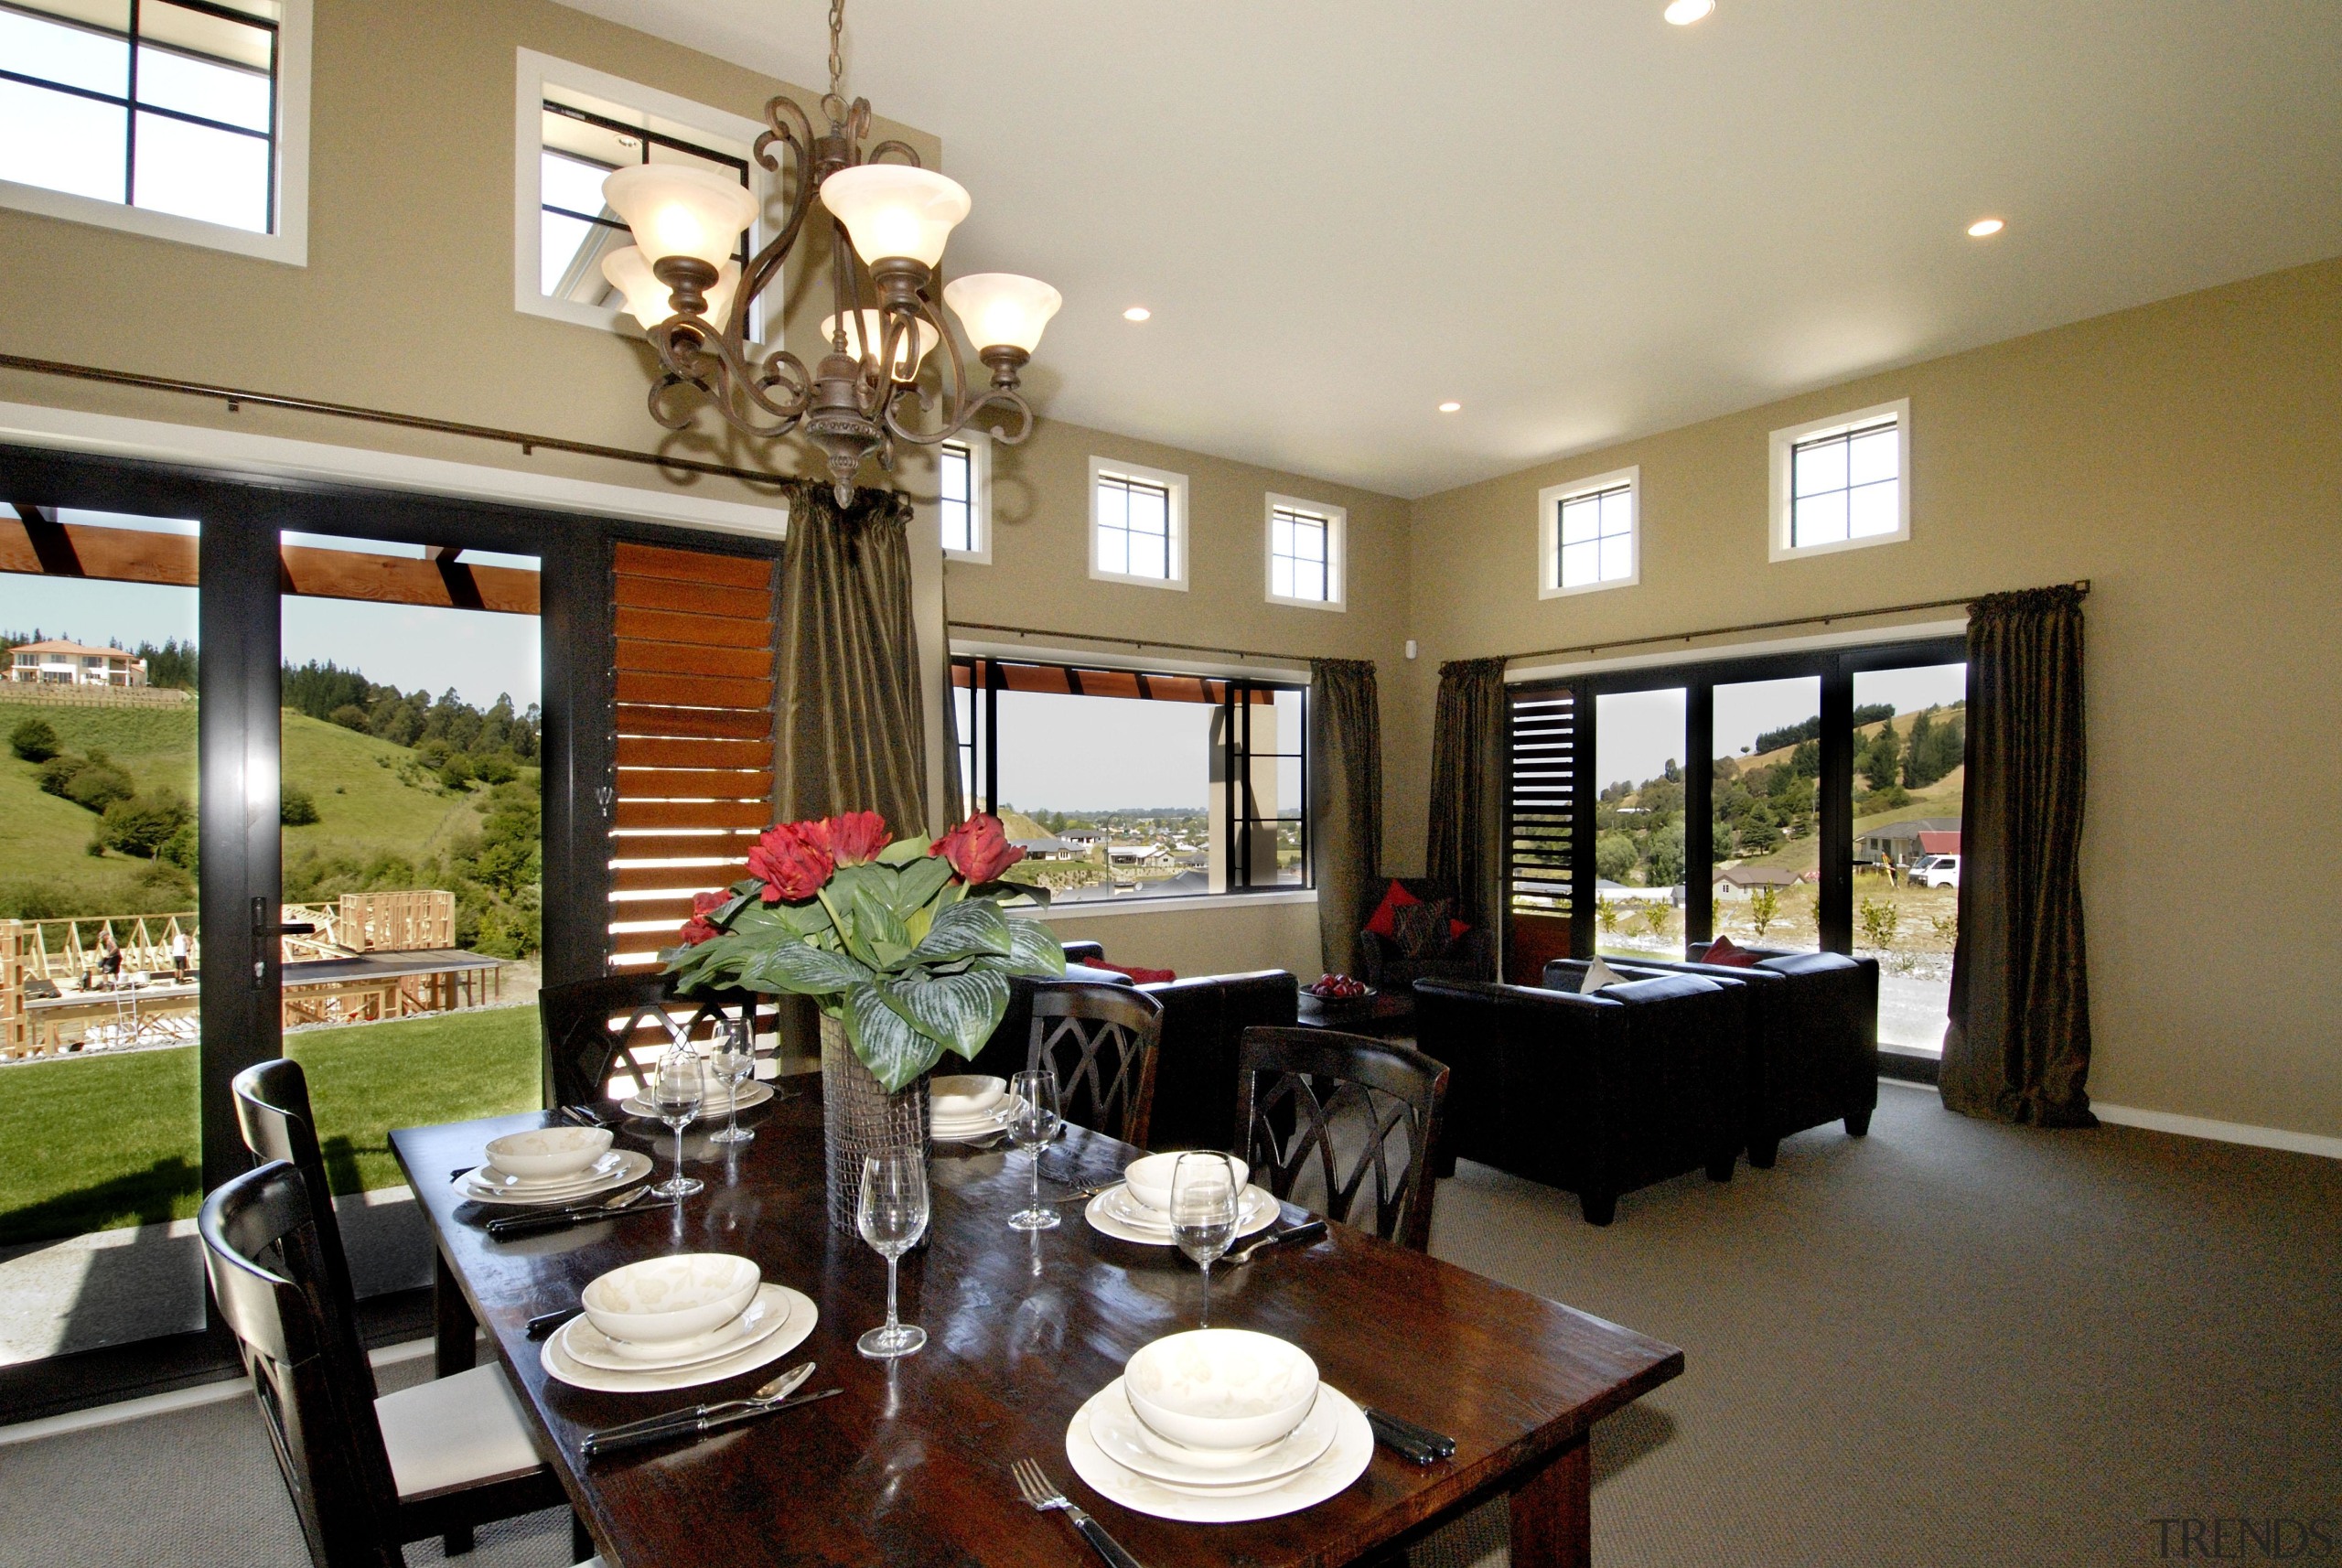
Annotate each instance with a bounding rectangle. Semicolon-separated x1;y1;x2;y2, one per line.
827;0;845;102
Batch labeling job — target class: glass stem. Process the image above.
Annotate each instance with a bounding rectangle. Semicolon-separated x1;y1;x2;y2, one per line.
1029;1147;1042;1213
1199;1262;1212;1327
727;1092;739;1141
674;1122;686;1189
884;1251;900;1334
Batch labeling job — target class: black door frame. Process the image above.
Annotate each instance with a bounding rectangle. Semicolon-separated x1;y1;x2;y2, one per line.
0;441;783;1421
1509;630;1967;966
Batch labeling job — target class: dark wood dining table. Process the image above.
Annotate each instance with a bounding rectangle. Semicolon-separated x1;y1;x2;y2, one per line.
391;1082;1681;1568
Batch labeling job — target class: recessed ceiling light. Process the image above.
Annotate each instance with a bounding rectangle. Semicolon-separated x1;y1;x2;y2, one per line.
1663;0;1714;24
1966;217;2005;238
1437;401;1462;413
1123;306;1151;321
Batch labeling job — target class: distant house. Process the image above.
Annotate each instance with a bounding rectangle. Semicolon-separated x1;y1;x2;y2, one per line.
1106;843;1166;865
1854;818;1961;869
1714;865;1800;898
1915;830;1961;858
1058;829;1106;850
7;639;146;687
1010;836;1078;860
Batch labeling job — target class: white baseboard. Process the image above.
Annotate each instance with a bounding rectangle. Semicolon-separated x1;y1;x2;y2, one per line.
2091;1102;2342;1161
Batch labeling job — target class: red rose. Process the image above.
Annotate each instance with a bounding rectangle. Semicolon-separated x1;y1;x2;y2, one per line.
677;915;720;947
932;812;1023;885
747;820;834;902
818;811;893;867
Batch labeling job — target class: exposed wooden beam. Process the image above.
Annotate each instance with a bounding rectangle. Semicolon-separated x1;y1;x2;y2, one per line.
276;544;538;615
7;504;83;577
433;545;487;611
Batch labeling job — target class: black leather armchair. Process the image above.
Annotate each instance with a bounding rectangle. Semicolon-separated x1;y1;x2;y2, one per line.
1413;972;1746;1225
1550;945;1878;1166
1356;877;1496;989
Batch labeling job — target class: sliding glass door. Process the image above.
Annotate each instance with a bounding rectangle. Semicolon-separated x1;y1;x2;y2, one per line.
1850;661;1967;1051
1592;687;1686;961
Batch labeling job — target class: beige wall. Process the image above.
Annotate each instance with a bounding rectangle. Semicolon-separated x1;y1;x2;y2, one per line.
1400;256;2342;1140
1046;900;1321;988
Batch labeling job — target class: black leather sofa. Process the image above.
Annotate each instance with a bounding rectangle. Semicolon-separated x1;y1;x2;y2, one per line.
1413;973;1746;1225
1549;944;1878;1165
1356;877;1498;990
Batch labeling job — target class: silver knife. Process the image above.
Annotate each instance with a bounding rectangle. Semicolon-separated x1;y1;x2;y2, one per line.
580;1362;822;1455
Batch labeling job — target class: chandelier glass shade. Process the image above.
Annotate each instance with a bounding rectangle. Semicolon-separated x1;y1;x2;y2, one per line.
595;1;1057;502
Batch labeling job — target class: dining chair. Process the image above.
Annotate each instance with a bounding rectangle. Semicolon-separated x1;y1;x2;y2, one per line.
1234;1026;1450;1252
539;972;765;1108
230;1059;369;1392
199;1161;590;1567
1027;980;1165;1147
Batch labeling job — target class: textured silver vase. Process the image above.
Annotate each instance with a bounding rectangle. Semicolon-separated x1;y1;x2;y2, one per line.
819;1011;930;1235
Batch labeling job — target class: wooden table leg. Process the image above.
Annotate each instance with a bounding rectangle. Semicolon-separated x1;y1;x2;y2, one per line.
1508;1432;1592;1568
432;1247;479;1556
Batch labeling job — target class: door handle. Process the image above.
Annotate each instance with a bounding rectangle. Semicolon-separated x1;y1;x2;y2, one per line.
251;897;317;989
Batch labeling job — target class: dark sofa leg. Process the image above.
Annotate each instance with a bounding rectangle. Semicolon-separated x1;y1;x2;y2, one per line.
1747;1137;1778;1169
1579;1189;1616;1226
1705;1153;1735;1182
1845;1109;1872;1136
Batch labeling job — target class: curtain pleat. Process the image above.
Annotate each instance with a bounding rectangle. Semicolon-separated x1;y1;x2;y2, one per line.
1940;584;2096;1127
774;484;928;835
1308;658;1383;977
1426;656;1509;935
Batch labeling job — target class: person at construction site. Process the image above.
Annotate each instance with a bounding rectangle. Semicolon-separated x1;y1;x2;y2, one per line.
171;929;189;983
96;928;123;989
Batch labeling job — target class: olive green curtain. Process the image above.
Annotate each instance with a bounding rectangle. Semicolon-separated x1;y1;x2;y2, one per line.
1308;658;1383;977
1426;656;1509;934
774;483;928;835
1940;584;2096;1127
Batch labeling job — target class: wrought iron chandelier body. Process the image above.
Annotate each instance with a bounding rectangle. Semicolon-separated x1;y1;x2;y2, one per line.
597;1;1058;503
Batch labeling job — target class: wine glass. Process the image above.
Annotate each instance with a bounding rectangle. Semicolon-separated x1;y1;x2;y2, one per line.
649;1041;705;1199
1005;1069;1062;1231
1170;1152;1242;1327
708;1017;755;1145
856;1148;929;1359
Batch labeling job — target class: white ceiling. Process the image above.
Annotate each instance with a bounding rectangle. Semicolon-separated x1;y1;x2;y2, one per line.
558;1;2342;499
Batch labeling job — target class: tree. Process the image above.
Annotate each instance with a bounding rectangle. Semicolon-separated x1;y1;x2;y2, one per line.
1646;821;1686;887
9;717;58;762
280;785;320;825
1595;831;1638;883
1860;723;1903;792
1859;896;1900;951
102;790;192;858
1789;737;1821;779
1736;805;1781;855
1748;886;1780;939
328;703;370;731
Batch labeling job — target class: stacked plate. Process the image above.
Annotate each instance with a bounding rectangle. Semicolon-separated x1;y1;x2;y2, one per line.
542;1253;818;1394
451;1126;652;1207
1065;1329;1373;1523
1083;1152;1280;1245
929;1074;1021;1143
621;1078;774;1119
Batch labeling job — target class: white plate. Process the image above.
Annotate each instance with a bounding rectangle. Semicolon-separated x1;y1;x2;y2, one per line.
623;1079;773;1119
559;1283;792;1372
542;1285;817;1394
453;1150;652;1207
931;1095;1025;1141
1088;1378;1338;1490
471;1151;627;1194
455;1152;643;1203
1084;1184;1280;1246
1066;1381;1372;1521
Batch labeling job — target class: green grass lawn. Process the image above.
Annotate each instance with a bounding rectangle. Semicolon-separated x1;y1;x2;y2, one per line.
0;1006;540;1248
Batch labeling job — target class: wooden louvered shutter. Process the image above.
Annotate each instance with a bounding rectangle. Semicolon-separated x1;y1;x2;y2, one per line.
1505;684;1579;983
606;541;779;970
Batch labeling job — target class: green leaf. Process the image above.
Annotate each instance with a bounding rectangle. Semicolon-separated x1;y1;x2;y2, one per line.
876;834;931;865
737;938;873;997
1004;916;1068;975
976;878;1052;911
850;878;914;954
846;982;946;1091
886;853;956;918
911;898;1013;965
888;969;1012;1061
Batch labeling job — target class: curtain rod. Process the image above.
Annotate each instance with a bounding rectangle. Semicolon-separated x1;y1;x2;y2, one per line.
1502;580;2091;665
0;351;789;489
947;618;1317;668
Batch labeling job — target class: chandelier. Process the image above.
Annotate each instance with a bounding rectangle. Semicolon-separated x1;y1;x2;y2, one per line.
594;0;1059;503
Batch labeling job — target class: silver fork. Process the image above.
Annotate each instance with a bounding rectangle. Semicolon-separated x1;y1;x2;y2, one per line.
1012;1458;1147;1568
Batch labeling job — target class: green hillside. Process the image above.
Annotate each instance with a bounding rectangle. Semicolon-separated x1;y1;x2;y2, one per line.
0;695;494;919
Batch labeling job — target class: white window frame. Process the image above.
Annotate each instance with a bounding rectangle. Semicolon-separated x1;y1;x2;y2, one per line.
512;49;778;339
1538;466;1640;599
939;432;991;564
1768;398;1911;563
1262;494;1346;611
1088;456;1188;591
0;0;312;265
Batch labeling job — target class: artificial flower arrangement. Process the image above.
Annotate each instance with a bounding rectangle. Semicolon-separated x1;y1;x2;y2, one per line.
663;811;1063;1091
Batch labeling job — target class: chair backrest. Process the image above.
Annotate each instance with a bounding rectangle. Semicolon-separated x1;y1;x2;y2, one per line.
199;1161;403;1568
1235;1026;1450;1252
231;1059;375;1404
539;973;765;1108
1137;970;1300;1152
1027;981;1165;1146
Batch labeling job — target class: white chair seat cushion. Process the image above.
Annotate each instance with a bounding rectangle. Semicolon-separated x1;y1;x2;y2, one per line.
377;1363;547;1498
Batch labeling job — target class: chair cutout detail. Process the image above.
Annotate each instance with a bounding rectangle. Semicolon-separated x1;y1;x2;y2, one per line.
1235;1026;1449;1252
540;972;767;1108
1027;981;1164;1147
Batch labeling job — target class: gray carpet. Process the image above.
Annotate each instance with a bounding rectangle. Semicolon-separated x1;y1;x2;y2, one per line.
3;1082;2337;1566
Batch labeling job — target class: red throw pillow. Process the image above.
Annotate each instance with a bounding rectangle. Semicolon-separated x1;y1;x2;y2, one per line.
1364;879;1420;939
1703;934;1761;968
1448;918;1471;942
1095;960;1177;984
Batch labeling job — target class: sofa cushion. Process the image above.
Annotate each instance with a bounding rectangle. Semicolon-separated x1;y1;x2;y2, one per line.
1701;934;1762;967
1577;956;1626;994
1093;959;1178;984
1603;972;1725;1005
1364;879;1420;939
1392;897;1454;959
1756;950;1861;978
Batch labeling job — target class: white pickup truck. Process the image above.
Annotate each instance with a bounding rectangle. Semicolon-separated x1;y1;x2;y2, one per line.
1914;854;1961;889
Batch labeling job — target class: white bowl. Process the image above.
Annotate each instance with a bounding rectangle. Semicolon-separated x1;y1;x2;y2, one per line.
930;1074;1007;1119
581;1253;760;1345
1123;1328;1319;1453
483;1126;613;1182
1123;1151;1249;1216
